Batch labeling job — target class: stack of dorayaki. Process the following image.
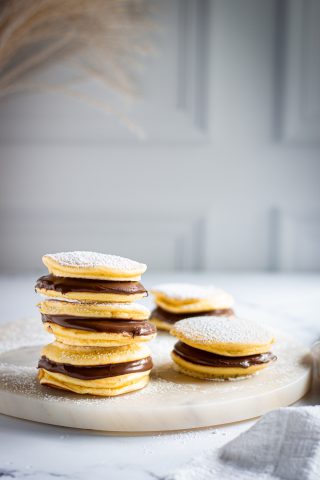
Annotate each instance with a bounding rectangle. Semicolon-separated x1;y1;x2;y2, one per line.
35;251;156;396
150;283;235;331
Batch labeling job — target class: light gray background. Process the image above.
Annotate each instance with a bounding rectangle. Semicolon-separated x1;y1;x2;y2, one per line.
0;0;319;273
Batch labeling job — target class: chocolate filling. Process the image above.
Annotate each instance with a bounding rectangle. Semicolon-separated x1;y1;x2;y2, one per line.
151;307;234;325
35;274;147;296
42;314;156;336
38;355;153;380
173;342;276;369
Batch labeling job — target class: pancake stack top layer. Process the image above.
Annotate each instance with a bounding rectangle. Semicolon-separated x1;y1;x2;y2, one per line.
42;251;147;281
149;283;235;331
35;251;156;397
170;316;277;380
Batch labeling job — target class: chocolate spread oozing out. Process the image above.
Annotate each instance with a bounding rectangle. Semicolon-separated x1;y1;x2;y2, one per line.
35;274;147;296
38;355;153;380
151;307;234;325
173;341;276;369
42;314;156;336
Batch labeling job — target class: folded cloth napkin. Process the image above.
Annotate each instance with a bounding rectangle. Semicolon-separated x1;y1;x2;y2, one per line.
166;406;320;480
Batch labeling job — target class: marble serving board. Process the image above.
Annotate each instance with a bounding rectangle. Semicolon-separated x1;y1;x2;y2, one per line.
0;316;312;433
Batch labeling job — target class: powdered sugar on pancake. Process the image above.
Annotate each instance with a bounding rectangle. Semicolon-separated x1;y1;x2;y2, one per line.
152;283;231;302
43;341;151;365
44;251;147;273
171;316;275;346
39;296;81;303
40;299;150;313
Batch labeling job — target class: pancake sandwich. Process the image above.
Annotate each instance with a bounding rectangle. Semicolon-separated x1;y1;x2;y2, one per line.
150;283;234;331
170;316;276;380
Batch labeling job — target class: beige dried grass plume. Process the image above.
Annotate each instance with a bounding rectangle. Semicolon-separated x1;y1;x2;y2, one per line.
0;0;152;136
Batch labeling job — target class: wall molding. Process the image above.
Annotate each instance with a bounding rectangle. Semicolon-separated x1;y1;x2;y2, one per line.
281;0;320;143
0;211;207;273
268;208;320;271
176;0;210;132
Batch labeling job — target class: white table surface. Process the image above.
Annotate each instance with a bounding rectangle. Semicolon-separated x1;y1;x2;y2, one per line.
0;272;319;479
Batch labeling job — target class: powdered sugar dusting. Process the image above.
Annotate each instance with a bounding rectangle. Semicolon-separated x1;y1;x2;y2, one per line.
0;317;309;417
42;299;150;312
171;316;275;345
39;296;81;303
44;251;147;272
151;283;228;301
0;318;50;354
43;341;151;365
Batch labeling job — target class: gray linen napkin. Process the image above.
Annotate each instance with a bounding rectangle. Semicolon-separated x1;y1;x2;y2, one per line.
166;406;320;480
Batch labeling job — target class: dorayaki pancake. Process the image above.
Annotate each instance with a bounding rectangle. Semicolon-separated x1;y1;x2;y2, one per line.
38;369;150;396
41;340;151;365
151;283;234;314
170;316;276;357
42;251;147;281
35;274;148;303
38;299;150;320
150;306;234;331
42;313;157;347
38;342;152;396
171;341;276;380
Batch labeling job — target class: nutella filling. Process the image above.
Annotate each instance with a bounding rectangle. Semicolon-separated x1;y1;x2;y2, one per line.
42;314;156;336
35;274;147;296
38;355;153;380
173;341;276;369
151;307;234;325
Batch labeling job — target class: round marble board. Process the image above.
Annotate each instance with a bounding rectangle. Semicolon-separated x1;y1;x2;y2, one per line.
0;316;312;433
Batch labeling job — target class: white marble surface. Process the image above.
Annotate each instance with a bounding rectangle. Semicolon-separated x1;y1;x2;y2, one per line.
0;272;320;479
0;322;311;432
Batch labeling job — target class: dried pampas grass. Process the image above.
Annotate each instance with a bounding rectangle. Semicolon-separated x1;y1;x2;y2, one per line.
0;0;152;136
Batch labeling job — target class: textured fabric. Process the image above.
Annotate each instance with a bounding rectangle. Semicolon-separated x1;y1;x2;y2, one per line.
167;407;320;480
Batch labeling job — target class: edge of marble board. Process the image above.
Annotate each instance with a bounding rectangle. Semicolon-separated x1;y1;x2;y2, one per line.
0;367;312;433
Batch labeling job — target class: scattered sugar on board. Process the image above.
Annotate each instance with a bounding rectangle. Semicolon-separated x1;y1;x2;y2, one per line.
143;429;215;454
0;318;304;409
0;364;39;396
0;324;196;404
45;251;146;272
171;316;274;345
0;318;50;354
